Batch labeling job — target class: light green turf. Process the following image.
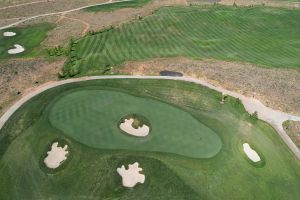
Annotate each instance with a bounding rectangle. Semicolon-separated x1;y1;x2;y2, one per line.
85;0;152;12
0;79;299;199
0;23;54;59
48;89;222;158
64;5;300;76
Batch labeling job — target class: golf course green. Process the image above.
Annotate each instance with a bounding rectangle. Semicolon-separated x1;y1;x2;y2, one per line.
0;78;299;199
48;88;222;158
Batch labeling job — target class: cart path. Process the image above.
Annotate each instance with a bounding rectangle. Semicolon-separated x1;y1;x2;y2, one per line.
0;75;299;160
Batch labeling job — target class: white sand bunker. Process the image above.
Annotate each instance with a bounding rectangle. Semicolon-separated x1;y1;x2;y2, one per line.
44;142;68;169
120;118;150;137
3;31;16;37
117;162;145;188
243;143;261;162
8;44;25;54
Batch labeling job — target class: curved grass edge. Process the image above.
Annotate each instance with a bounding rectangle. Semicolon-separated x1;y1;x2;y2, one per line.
118;113;152;137
39;138;73;174
240;142;266;168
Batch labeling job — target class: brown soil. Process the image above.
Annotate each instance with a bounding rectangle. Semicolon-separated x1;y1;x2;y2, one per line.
187;0;300;8
0;0;107;19
44;0;186;46
43;15;88;47
284;121;300;149
219;0;300;8
0;58;64;116
118;57;300;115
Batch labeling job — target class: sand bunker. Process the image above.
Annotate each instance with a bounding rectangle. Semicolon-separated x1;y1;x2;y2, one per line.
243;143;261;162
44;142;68;169
3;31;16;36
120;118;150;137
117;162;145;188
8;44;25;54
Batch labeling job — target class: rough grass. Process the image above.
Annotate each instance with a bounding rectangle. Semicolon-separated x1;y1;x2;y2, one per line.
64;5;300;76
85;0;152;12
0;79;299;199
0;23;54;59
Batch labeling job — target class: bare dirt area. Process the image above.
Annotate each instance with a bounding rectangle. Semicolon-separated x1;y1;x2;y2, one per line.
284;121;300;148
187;0;300;8
43;0;187;46
0;58;64;116
119;57;300;115
219;0;300;8
43;16;88;47
0;0;107;19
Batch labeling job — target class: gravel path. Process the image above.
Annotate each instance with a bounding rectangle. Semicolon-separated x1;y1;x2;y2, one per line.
0;75;299;159
0;0;133;30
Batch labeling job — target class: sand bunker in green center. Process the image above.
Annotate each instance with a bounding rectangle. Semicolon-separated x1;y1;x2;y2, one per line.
48;89;222;158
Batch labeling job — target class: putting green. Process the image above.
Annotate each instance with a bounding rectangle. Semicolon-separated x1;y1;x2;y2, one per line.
48;88;222;158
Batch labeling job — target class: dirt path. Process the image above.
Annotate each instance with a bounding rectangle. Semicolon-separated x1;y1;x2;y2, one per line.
63;16;90;36
0;0;52;10
57;15;90;36
0;0;133;30
0;75;299;160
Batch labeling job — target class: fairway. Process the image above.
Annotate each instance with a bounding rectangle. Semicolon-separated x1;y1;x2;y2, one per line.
48;89;222;158
0;78;299;199
64;5;300;76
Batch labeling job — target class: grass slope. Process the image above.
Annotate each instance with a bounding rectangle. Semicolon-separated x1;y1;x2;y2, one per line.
85;0;152;12
0;79;299;199
0;23;54;59
64;5;300;76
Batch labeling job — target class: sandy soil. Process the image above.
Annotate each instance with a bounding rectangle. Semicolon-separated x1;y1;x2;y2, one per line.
0;58;64;116
120;118;150;137
120;57;300;115
44;142;68;169
8;44;25;54
43;0;186;46
0;0;108;19
188;0;300;8
284;121;300;149
243;143;261;162
219;0;300;8
117;162;145;188
3;31;16;36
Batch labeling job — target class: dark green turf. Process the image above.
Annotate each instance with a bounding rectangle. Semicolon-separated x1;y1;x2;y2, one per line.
48;88;222;158
0;79;299;199
64;5;300;76
0;23;54;59
85;0;152;12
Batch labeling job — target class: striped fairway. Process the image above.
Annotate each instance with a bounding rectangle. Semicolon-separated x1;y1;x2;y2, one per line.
69;5;300;75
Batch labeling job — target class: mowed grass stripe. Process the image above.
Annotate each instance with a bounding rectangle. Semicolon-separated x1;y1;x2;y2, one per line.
70;5;300;75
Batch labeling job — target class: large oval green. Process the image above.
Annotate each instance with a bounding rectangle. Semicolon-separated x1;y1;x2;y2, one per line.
48;89;222;158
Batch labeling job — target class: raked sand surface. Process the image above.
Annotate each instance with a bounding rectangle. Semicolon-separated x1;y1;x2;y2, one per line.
0;75;300;159
8;44;25;54
3;31;16;36
243;143;261;162
117;162;145;188
44;142;68;169
120;118;150;137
